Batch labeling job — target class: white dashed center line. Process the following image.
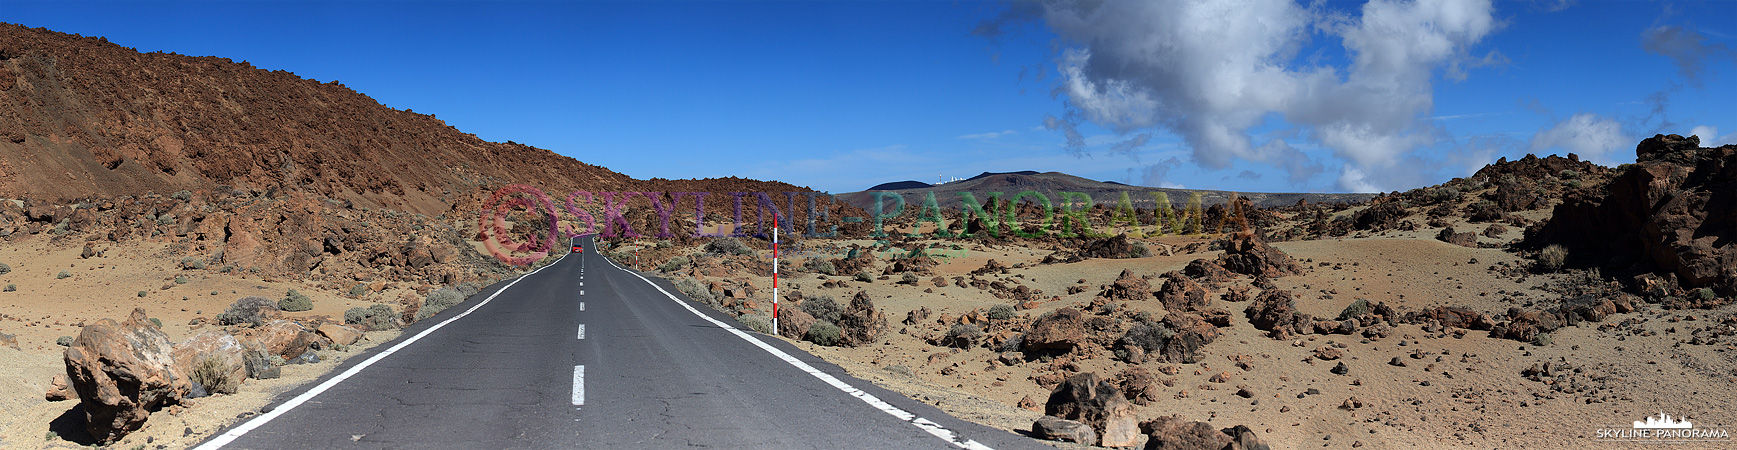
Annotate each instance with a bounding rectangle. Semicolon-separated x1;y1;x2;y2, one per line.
571;365;585;406
577;324;586;340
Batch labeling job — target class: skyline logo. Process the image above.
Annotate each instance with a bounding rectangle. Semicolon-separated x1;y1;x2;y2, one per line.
1594;411;1730;443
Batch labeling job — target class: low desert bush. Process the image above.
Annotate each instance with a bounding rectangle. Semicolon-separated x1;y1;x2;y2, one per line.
945;323;984;348
1337;298;1370;321
343;304;399;331
1559;169;1579;180
1428;187;1462;204
705;237;753;256
0;262;9;275
807;320;842;346
179;258;206;270
349;283;368;297
854;271;874;283
171;190;193;201
674;277;715;304
217;296;278;326
803;258;837;276
55;336;73;346
800;295;843;324
658;256;690;273
3;283;14;292
900;273;919;285
1696;288;1716;301
987;304;1015;321
1128;243;1151;258
174;276;188;284
416;287;466;320
998;333;1024;353
278;289;313;312
56;271;70;279
738;313;773;334
1539;244;1568;272
136;291;147;298
191;356;239;394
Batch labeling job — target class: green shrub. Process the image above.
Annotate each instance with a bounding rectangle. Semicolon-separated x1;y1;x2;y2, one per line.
945;323;984;348
174;276;188;284
1559;169;1579;180
4;284;15;292
998;333;1024;353
705;237;753;256
738;313;773;334
854;271;874;283
803;258;837;275
987;304;1016;321
1696;288;1716;301
801;295;844;324
674;277;716;305
806;320;842;346
416;287;466;320
656;240;672;249
278;289;313;312
56;336;73;346
56;271;70;279
1428;187;1462;204
1119;322;1173;353
156;213;176;225
218;296;278;326
1539;244;1568;272
180;258;207;270
658;256;690;273
190;356;238;394
1337;298;1370;321
349;283;367;296
172;190;193;201
343;304;399;331
137;290;147;298
1532;332;1553;347
1128;243;1151;258
148;318;162;328
0;262;9;275
900;273;919;285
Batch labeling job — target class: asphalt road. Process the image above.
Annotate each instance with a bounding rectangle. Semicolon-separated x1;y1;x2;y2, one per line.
194;235;1046;449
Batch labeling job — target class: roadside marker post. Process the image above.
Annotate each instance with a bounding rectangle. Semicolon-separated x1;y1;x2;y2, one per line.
772;226;779;332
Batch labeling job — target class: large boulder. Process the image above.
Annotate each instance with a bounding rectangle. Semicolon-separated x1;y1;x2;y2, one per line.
1139;416;1231;450
1100;269;1153;302
1032;416;1097;444
1157;271;1209;313
1022;307;1087;352
1045;372;1140;447
777;305;816;340
63;308;191;443
1244;289;1310;338
835;291;888;347
317;323;363;346
249;320;318;360
1525;134;1737;300
1158;313;1221;363
171;331;247;395
1217;232;1301;278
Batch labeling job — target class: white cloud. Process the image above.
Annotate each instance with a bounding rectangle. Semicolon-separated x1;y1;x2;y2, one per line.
958;130;1018;139
1530;113;1629;163
1028;0;1500;192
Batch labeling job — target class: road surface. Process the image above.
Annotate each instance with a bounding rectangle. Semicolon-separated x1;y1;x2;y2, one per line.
193;235;1045;449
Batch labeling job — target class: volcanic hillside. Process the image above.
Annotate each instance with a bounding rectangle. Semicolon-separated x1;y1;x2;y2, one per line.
0;23;827;218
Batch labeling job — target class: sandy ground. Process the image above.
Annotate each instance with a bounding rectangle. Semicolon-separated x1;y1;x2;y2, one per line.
671;232;1737;450
0;237;414;449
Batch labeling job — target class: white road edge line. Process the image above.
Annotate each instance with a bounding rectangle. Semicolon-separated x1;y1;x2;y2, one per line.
577;324;586;340
572;365;585;406
600;253;992;450
193;253;568;450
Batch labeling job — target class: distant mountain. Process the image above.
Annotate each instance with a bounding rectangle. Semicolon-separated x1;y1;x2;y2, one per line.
838;171;1373;212
865;180;932;191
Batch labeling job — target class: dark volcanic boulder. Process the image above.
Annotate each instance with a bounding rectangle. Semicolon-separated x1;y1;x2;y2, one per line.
1023;307;1087;352
1217;232;1301;278
1525;134;1737;300
1045;372;1140;447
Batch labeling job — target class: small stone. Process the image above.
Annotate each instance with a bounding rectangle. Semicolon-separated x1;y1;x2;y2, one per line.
1331;362;1349;375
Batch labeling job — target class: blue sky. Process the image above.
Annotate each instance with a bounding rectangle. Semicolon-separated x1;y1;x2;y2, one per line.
5;0;1734;193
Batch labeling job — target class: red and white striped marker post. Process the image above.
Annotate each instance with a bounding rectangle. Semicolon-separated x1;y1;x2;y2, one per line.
772;226;779;332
